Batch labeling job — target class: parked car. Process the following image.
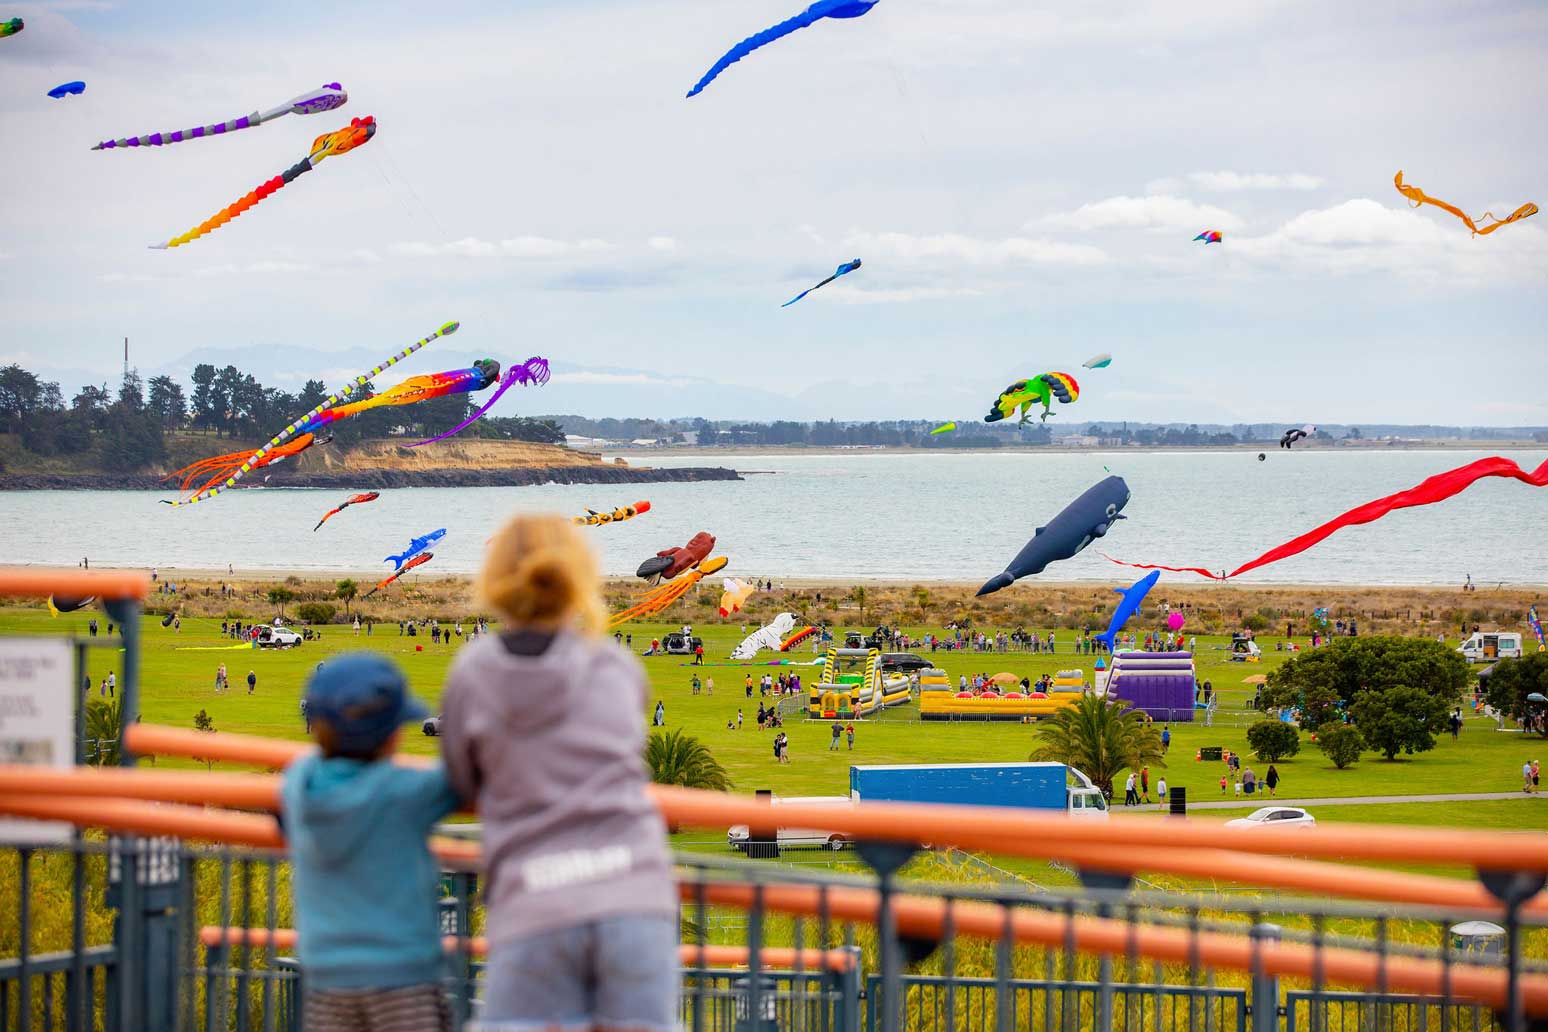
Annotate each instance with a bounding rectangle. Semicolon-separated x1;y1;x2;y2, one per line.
1226;806;1315;829
661;632;704;655
1457;631;1523;663
728;796;854;852
422;714;442;737
254;625;302;649
879;652;931;675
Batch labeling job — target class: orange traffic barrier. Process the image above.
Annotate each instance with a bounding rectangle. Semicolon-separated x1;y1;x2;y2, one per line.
197;927;855;973
0;567;150;601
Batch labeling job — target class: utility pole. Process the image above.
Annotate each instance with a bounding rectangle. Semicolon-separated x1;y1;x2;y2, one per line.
123;337;129;379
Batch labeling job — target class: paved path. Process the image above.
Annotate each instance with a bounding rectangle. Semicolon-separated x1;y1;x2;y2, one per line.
1137;791;1539;812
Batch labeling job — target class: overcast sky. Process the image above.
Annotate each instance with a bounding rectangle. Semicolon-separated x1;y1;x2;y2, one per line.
1;0;1544;425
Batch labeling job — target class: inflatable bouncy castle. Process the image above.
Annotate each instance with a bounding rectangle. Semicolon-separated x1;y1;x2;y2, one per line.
919;669;1085;721
807;647;912;719
1104;651;1196;722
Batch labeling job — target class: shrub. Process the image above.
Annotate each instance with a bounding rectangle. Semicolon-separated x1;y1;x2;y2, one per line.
295;602;337;625
1242;613;1270;632
1318;724;1365;769
1246;719;1301;762
266;586;296;605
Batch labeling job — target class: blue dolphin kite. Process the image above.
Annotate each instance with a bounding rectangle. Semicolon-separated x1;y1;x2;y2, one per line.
384;528;446;570
1093;570;1160;652
782;258;861;307
687;0;880;99
48;81;86;99
976;476;1131;596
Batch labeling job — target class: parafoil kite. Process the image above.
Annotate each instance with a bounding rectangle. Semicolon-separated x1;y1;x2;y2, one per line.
1093;570;1157;652
1280;425;1316;449
574;500;652;527
46;595;95;617
48;82;86;99
151;115;375;249
1529;605;1545;653
984;372;1080;425
92;83;347;151
1194;231;1223;244
977;475;1130;596
1083;353;1112;370
719;578;756;617
1394;171;1537;237
385;528;445;571
732;613;798;660
782;259;861;307
407;357;550;447
609;554;730;628
1;18;22;37
686;0;879;98
1104;456;1548;581
313;492;380;531
365;552;433;597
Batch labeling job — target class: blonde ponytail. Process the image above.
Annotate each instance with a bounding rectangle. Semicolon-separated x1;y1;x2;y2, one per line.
477;514;605;636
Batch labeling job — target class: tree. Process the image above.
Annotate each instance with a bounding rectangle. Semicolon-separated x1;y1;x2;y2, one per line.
146;375;187;430
1246;720;1301;762
645;729;732;791
117;369;145;412
0;364;45;433
850;586;868;623
84;697;122;766
296;602;338;625
192;709;217;769
1266;636;1468;729
913;587;931;623
1480;652;1548;736
335;579;358;617
267;586;296;610
190;364;217;431
1029;693;1165;798
1317;724;1365;769
1350;684;1449;761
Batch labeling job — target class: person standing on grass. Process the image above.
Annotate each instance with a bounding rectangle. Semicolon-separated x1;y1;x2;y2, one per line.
691;675;701;696
653;700;665;727
1450;709;1463;741
247;670;257;695
1243;767;1257;796
1266;764;1279;797
705;676;714;697
1124;772;1138;806
1140;766;1150;804
1157;777;1168;805
736;709;743;730
106;671;115;698
1526;760;1535;794
1160;726;1170;753
846;722;855;750
830;721;842;750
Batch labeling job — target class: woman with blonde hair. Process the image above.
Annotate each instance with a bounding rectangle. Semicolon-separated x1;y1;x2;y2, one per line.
439;514;677;1032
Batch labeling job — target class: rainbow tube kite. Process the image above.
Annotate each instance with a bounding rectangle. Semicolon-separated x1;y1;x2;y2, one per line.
92;83;347;151
1394;171;1537;237
1104;456;1548;581
151;116;375;249
408;357;550;447
164;320;458;508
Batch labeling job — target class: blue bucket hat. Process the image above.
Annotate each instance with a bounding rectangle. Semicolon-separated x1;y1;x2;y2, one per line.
304;653;428;754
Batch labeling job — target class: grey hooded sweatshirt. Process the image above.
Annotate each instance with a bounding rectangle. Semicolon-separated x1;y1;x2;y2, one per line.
439;631;675;945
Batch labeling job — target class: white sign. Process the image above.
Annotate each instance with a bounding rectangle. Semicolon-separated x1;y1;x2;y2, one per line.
0;638;75;844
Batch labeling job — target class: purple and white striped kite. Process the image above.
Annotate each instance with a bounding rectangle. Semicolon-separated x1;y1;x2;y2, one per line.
91;83;347;151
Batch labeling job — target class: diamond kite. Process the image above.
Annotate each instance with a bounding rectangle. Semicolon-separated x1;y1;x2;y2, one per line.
687;0;879;98
1394;171;1537;237
92;83;347;151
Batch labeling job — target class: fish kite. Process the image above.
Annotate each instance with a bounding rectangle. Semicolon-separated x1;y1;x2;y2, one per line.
719;578;756;617
48;82;86;99
1394;171;1537;237
1529;605;1545;653
407;356;550;447
985;372;1080;424
365;552;433;597
1194;231;1223;244
732;613;797;659
92;83;347;151
574;500;651;527
686;0;879;98
151;115;375;249
1;18;22;37
163;321;459;508
610;555;729;628
1104;456;1548;581
385;528;446;571
929;422;956;435
1280;425;1316;449
313;492;380;531
782;259;861;307
977;476;1130;596
1083;353;1113;370
1093;570;1159;653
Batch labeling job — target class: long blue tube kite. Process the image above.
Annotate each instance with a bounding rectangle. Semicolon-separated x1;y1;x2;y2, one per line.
687;0;879;98
782;258;862;307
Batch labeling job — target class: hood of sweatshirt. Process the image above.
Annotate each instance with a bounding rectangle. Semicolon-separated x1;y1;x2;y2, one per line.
285;755;405;867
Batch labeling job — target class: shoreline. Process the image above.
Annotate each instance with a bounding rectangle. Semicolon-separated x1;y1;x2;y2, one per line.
603;442;1548;460
0;465;741;491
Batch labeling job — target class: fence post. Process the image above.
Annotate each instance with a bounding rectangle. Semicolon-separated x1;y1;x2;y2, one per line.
108;838;184;1032
1249;924;1281;1032
854;841;921;1032
832;947;864;1032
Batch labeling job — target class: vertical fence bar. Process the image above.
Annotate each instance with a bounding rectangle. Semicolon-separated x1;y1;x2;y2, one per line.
693;878;707;1032
941;898;956;1032
994;905;1012;1032
235;859;252;1032
1249;924;1279;1032
263;859;278;1032
748;884;766;1032
17;848;31;1032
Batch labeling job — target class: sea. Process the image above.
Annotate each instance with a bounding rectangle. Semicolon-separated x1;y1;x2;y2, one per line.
2;449;1544;586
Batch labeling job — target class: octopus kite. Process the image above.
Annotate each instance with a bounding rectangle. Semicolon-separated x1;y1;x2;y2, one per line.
365;552;433;598
783;259;861;307
313;492;380;531
163;433;332;500
151;116;375;248
1394;171;1537;237
1105;456;1548;581
407;357;549;447
93;83;347;151
985;372;1079;425
573;501;651;527
687;0;879;98
610;555;730;629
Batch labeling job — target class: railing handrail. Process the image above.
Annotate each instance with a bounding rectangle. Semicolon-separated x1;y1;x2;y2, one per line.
0;568;150;601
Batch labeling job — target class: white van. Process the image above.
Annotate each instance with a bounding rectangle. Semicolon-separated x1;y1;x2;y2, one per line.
727;796;854;852
1458;632;1523;663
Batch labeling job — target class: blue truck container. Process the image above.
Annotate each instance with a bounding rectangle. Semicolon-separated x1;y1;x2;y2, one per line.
848;762;1108;816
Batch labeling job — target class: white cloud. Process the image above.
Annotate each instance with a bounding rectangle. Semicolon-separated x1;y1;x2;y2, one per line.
846;231;1108;267
191;261;314;278
824;286;987;304
1036;195;1244;233
348;248;384;264
391;236;617;259
646;236;678;252
98;272;153;283
552;371;673;387
1146;171;1325;194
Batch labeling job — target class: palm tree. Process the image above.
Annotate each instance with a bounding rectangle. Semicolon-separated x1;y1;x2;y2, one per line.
850;585;868;623
1029;693;1165;799
645;729;732;791
335;579;358;617
84;697;121;766
913;586;931;623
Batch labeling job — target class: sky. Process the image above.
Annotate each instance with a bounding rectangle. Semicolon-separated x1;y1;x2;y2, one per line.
0;0;1545;425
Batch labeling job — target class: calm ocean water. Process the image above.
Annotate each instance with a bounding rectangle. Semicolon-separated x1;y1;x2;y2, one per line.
2;450;1544;586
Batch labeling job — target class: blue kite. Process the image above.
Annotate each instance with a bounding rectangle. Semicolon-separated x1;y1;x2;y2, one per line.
687;0;879;99
1093;570;1160;653
782;258;861;307
48;81;86;99
976;476;1131;596
384;528;445;571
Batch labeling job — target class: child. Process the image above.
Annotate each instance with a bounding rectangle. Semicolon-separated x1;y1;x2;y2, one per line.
281;654;458;1031
439;514;677;1031
1219;774;1228;794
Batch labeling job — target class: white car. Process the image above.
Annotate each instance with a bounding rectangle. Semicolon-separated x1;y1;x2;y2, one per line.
728;796;853;852
1226;806;1315;829
254;625;302;649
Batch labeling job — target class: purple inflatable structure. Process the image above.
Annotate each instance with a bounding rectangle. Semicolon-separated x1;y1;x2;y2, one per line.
1107;651;1196;722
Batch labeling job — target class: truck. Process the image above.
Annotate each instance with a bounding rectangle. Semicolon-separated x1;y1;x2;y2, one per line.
848;762;1109;818
1458;631;1523;663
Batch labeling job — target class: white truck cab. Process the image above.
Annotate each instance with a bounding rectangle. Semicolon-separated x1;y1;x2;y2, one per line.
1458;632;1523;663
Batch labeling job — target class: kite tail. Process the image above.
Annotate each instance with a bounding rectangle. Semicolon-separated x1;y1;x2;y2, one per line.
152;158;312;249
93;112;259;151
607;574;703;628
1472;203;1539;235
314;508;342;532
687;10;817;97
1100;554;1225;581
